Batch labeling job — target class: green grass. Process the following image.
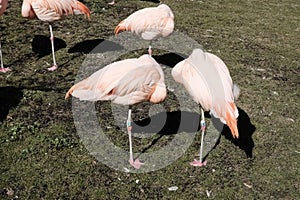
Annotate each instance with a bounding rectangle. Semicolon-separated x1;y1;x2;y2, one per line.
0;0;299;199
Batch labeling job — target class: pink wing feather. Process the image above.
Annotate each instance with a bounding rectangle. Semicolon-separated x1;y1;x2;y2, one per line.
21;0;90;22
114;4;174;40
66;55;166;105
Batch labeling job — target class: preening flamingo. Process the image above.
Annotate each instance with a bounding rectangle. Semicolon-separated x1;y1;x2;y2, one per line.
21;0;90;71
172;48;239;166
0;0;10;73
114;4;174;55
65;54;167;169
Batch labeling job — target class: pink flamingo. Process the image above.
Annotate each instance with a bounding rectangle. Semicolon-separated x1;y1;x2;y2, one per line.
21;0;90;71
114;4;174;55
172;48;239;166
0;0;11;73
65;54;167;169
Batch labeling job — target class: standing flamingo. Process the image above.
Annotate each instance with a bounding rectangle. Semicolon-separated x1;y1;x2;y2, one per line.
0;0;10;73
65;54;167;169
172;48;239;166
114;4;174;55
21;0;91;71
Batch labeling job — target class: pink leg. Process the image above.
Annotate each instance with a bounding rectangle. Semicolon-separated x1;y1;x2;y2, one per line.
127;109;144;169
47;24;58;71
190;108;207;167
148;45;152;56
0;40;11;73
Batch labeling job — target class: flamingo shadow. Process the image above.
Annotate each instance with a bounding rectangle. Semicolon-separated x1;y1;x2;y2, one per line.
153;52;186;68
133;107;255;158
132;110;200;134
132;110;200;154
32;35;67;57
68;39;123;54
210;107;256;158
0;87;23;122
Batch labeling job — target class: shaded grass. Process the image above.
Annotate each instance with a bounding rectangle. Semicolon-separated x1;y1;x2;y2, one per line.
0;0;299;199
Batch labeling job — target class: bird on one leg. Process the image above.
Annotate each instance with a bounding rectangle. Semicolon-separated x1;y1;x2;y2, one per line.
65;54;167;170
47;24;58;71
190;108;208;166
127;108;144;169
21;0;91;71
172;49;240;167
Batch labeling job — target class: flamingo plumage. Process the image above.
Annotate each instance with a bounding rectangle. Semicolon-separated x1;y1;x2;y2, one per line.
172;48;239;166
114;4;174;55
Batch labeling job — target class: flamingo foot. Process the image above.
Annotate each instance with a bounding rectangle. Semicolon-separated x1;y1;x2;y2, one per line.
0;67;11;73
47;65;57;71
190;159;207;167
129;158;144;169
108;0;115;5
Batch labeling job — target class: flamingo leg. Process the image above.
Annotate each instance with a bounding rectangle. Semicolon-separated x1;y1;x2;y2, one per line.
148;40;153;56
47;24;58;71
0;40;11;73
148;45;152;56
127;109;144;169
190;108;207;167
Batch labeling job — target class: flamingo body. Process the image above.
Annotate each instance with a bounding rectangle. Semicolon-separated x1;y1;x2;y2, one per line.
21;0;90;22
114;4;174;54
65;54;167;105
172;48;239;138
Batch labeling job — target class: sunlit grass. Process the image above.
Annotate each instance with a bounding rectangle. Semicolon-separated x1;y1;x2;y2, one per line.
0;0;299;199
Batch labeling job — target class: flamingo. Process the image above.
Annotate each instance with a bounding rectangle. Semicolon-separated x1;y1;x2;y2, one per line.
21;0;90;71
0;0;11;73
65;54;167;169
172;48;239;166
114;4;174;55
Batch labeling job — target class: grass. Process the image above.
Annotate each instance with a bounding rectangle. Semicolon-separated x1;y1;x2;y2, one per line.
0;0;299;199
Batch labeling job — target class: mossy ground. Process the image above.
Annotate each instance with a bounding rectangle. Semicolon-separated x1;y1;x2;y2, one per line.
0;0;299;199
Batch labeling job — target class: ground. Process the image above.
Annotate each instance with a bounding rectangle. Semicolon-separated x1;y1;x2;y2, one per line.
0;0;299;199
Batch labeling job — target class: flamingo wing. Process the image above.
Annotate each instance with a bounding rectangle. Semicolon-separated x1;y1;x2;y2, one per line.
65;58;141;101
22;0;90;22
112;65;165;105
66;55;166;105
114;4;174;40
172;55;213;111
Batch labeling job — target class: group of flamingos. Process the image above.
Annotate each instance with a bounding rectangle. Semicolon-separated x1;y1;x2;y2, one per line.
1;0;240;169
